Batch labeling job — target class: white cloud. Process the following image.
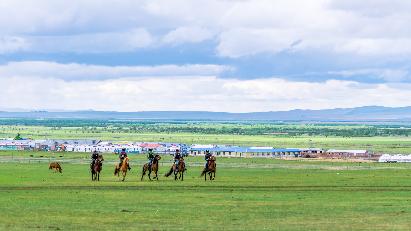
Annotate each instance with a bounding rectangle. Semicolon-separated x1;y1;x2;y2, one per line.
0;61;234;81
20;28;155;53
0;36;28;53
1;0;411;57
329;68;410;82
162;27;214;45
1;74;411;112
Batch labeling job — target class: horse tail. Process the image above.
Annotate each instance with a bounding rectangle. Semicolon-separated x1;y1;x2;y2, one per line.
200;169;206;177
114;165;118;176
141;164;147;175
164;167;173;177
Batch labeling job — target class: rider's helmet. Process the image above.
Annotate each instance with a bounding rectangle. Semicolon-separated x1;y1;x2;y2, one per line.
148;148;153;152
176;149;180;153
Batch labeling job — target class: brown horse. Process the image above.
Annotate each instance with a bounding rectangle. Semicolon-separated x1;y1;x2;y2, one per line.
165;157;186;181
49;162;62;173
114;156;129;181
141;155;161;181
91;154;104;181
201;156;216;181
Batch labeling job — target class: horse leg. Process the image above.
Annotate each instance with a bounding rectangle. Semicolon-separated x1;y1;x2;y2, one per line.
97;172;100;181
181;172;184;181
141;167;146;181
122;172;126;181
148;169;152;181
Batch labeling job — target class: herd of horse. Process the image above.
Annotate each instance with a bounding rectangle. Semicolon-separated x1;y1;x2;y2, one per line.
49;154;217;182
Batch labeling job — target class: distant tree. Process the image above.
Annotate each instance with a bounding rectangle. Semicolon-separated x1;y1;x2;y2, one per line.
14;133;23;140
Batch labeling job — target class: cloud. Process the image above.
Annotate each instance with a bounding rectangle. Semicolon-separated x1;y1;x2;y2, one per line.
16;28;155;53
0;36;28;53
2;0;411;57
0;61;234;81
1;74;411;112
328;68;410;82
162;27;215;45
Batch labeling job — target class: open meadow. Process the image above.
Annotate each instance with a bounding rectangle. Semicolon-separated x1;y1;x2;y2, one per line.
1;151;411;230
1;121;411;154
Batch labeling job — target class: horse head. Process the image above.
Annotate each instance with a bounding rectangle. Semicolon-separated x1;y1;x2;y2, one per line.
98;154;104;161
155;155;161;160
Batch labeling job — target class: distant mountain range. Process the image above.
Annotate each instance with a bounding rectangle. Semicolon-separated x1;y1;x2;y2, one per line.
0;106;411;121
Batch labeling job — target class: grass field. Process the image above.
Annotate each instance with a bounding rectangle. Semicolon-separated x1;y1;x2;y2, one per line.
1;152;411;230
2;125;411;154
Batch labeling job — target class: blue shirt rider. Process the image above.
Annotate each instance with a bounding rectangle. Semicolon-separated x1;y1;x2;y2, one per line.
174;149;181;170
119;148;131;170
147;148;155;167
205;150;212;169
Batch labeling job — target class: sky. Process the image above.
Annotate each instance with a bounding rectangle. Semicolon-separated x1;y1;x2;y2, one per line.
1;0;411;112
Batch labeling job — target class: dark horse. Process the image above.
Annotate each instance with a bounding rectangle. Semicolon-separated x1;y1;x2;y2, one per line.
141;155;161;181
91;154;104;181
201;156;216;181
165;157;186;181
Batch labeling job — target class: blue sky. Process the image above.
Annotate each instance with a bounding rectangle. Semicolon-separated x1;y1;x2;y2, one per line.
1;0;411;112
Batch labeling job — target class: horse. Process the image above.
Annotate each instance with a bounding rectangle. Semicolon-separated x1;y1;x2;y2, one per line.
165;157;186;181
49;162;62;173
201;156;216;181
141;155;161;181
91;154;104;181
114;156;129;181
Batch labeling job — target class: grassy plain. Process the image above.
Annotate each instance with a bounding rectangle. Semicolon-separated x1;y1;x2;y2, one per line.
1;125;411;154
1;152;411;230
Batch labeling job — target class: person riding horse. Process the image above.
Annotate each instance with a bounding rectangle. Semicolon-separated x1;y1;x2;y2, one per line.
204;150;213;170
91;150;99;169
119;148;131;170
147;148;155;168
173;149;182;172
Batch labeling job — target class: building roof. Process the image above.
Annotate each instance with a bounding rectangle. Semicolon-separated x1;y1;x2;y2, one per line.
327;149;368;154
190;145;301;153
139;143;163;149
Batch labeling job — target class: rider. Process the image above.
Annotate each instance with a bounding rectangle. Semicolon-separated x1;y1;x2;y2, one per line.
204;150;213;170
147;148;155;168
173;149;182;172
91;150;99;169
119;148;131;170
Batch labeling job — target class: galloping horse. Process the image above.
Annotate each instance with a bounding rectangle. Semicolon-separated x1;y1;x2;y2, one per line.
114;156;129;181
165;157;186;181
49;162;62;173
91;154;104;181
201;156;216;181
141;155;161;181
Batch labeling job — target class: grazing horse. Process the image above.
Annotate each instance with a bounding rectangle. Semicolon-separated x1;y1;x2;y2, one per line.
114;156;129;181
141;155;161;181
49;162;62;173
165;157;186;181
91;154;104;181
201;156;216;181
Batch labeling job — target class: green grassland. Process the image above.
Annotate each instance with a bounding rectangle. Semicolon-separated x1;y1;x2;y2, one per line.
1;124;411;154
1;152;411;230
